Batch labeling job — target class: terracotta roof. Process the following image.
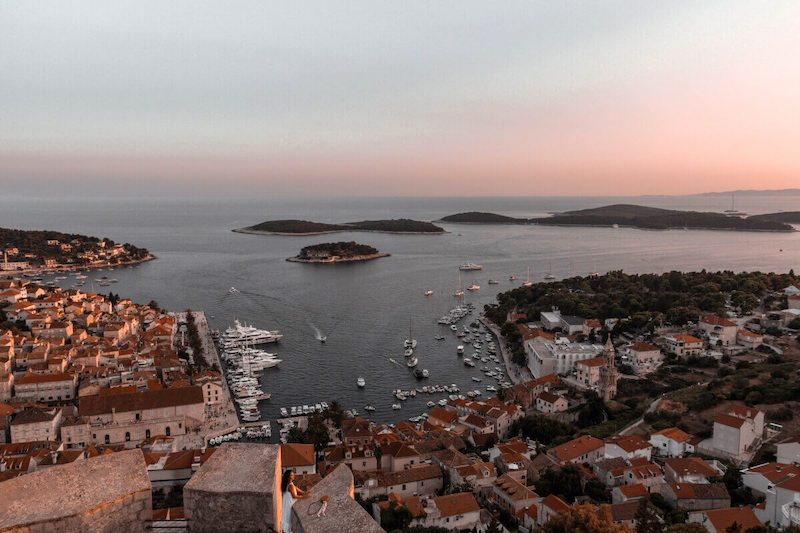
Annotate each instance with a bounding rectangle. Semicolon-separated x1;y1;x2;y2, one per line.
700;315;736;327
550;435;604;463
281;443;315;467
745;462;800;484
628;342;659;352
541;494;570;513
605;435;651;453
664;457;718;478
79;386;203;416
16;372;74;385
702;507;760;532
610;501;639;522
669;334;702;343
433;492;480;517
714;413;747;429
652;427;691;443
668;482;729;501
617;484;647;498
576;357;606;368
537;391;563;405
494;473;537;501
428;407;459;424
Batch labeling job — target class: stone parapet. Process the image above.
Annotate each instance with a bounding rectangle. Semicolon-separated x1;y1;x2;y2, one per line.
0;450;152;533
291;464;385;533
184;442;281;532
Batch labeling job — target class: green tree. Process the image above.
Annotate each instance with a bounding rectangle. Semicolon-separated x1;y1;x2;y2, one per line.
634;498;664;533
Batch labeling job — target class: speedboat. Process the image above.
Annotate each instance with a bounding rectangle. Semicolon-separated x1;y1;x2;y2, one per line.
472;376;482;382
459;263;483;271
449;325;457;332
407;356;418;368
467;284;480;291
427;401;435;408
364;405;376;412
392;404;402;410
424;290;433;296
319;336;327;343
229;287;239;293
453;289;465;297
488;279;499;285
357;377;366;388
456;345;464;355
434;335;445;341
463;358;475;367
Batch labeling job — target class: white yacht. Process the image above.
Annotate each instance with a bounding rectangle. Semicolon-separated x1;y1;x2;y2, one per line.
357;377;366;388
456;345;464;355
424;290;433;296
222;320;282;344
406;356;418;368
467;283;480;291
459;263;483;271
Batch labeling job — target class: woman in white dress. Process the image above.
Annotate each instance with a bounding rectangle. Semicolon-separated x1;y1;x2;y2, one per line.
280;470;308;532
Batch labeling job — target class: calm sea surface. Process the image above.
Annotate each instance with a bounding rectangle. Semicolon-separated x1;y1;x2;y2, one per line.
1;194;798;422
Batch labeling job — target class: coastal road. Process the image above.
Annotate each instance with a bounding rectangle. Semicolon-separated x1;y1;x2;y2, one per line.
480;316;533;385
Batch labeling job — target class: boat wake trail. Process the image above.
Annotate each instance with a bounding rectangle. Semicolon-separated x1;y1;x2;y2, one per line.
310;323;326;341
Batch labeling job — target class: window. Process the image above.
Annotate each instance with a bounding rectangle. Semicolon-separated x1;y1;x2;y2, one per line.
125;432;131;442
104;434;110;444
146;429;151;439
165;426;171;436
135;413;141;421
402;484;406;490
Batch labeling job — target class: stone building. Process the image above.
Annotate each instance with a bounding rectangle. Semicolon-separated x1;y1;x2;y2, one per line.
598;336;618;402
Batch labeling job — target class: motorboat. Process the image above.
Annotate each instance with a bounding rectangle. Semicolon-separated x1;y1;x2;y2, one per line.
364;405;376;412
459;263;483;271
222;320;282;344
488;279;499;285
456;345;464;355
450;324;458;332
392;404;402;410
406;356;418;368
280;408;288;417
472;376;482;382
424;290;434;296
319;336;327;343
229;287;239;293
404;338;417;349
508;274;517;281
357;377;366;388
404;348;414;357
434;335;445;341
427;401;435;408
467;284;480;291
453;289;465;297
463;358;475;367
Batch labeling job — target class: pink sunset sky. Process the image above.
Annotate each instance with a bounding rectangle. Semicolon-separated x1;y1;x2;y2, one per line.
1;1;798;196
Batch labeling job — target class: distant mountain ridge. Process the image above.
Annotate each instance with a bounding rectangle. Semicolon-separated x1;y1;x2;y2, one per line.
440;204;795;232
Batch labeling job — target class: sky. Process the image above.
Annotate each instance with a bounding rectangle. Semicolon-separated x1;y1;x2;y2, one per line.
1;1;799;197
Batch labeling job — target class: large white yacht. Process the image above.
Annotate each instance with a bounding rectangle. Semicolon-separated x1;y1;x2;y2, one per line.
222;320;283;344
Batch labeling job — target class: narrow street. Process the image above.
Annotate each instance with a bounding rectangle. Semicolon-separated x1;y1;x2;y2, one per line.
480;316;533;385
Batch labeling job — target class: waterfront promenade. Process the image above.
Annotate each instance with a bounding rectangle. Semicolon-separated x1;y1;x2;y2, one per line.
174;311;239;449
479;315;533;385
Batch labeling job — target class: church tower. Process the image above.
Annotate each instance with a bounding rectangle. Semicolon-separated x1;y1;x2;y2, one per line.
599;335;618;402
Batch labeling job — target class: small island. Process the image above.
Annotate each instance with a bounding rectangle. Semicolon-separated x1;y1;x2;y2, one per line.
235;218;446;235
287;241;389;263
441;204;795;232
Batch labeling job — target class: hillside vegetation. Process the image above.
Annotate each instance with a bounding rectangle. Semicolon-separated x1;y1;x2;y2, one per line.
441;204;794;232
240;218;444;234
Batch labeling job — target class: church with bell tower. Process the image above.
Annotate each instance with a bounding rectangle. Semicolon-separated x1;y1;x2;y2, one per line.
598;335;618;402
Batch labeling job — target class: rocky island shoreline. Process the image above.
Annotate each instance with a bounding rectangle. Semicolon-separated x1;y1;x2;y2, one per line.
235;218;446;236
287;241;389;263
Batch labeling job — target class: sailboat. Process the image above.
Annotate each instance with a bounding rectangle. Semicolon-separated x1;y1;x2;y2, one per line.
522;266;533;287
544;262;556;281
724;193;747;218
404;322;417;349
453;270;465;297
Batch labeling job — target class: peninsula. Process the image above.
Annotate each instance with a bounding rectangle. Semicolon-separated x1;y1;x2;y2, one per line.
0;227;153;274
287;241;389;263
235;218;445;235
441;204;795;232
